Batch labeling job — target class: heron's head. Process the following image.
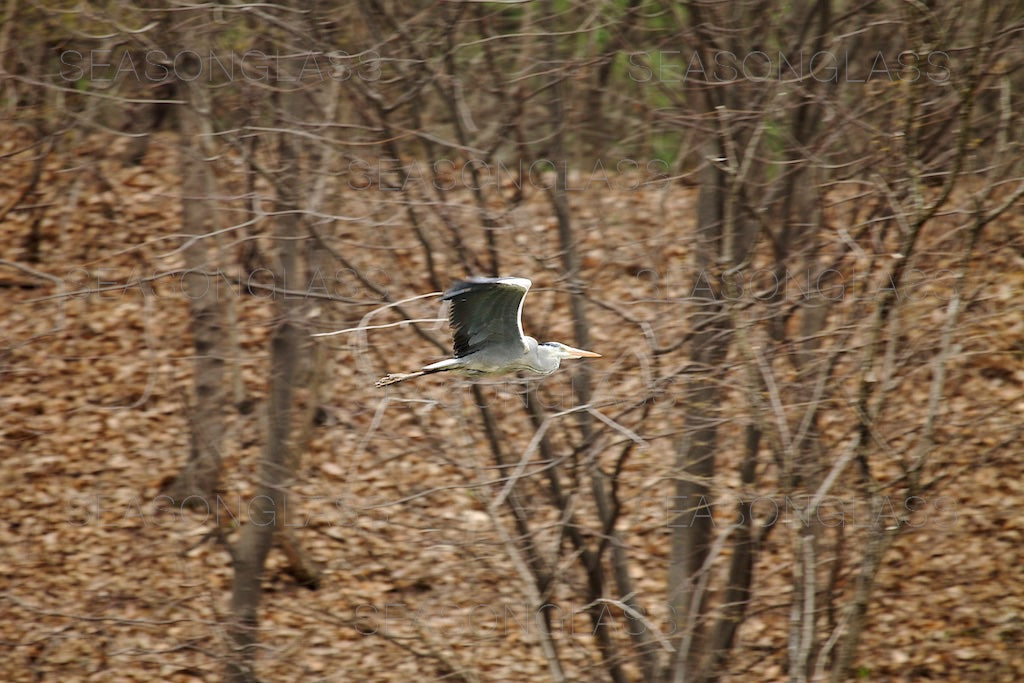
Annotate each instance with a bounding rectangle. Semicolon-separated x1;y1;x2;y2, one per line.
540;342;602;361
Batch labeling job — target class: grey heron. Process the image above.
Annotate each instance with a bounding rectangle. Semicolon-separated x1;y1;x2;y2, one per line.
375;276;600;387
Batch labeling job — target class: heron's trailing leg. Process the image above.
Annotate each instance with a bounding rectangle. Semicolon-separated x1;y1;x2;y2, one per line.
375;371;426;387
375;362;456;387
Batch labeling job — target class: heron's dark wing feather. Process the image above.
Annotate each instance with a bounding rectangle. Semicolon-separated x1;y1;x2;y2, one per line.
442;277;530;358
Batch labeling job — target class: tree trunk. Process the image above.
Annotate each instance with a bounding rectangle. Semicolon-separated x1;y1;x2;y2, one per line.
227;318;300;682
227;76;311;679
163;74;226;508
666;141;733;682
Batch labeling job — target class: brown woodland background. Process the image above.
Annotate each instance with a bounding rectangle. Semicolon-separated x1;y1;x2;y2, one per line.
2;1;1024;681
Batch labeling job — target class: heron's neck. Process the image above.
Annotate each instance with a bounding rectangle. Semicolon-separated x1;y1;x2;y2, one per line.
533;343;561;374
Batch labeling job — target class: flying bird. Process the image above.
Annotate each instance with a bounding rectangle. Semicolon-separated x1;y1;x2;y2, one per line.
375;276;600;387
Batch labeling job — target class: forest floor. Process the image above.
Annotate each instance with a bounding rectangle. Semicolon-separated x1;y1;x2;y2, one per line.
2;126;1023;682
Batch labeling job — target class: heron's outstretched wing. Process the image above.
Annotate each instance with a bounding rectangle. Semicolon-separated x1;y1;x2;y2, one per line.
442;277;531;358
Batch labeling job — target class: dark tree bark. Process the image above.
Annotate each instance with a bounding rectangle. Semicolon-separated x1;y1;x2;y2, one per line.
666;141;734;681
